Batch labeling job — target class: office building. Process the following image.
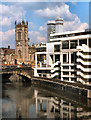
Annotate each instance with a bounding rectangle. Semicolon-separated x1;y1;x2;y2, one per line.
34;18;91;85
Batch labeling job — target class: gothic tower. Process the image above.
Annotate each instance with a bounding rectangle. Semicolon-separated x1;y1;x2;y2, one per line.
15;20;29;64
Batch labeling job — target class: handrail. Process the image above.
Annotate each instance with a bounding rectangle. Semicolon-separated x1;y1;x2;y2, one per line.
77;71;91;79
77;52;91;59
77;44;91;52
77;58;91;65
77;65;91;72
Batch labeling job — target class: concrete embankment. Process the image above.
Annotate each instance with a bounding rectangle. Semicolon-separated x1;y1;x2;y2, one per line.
32;77;91;99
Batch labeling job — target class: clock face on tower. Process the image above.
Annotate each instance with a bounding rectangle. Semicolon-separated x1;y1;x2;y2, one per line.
18;42;20;45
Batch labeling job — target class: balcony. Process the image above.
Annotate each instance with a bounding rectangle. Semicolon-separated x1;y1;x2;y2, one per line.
37;62;51;69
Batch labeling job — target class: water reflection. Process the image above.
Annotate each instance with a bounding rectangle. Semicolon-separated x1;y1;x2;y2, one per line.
34;90;91;119
2;82;91;119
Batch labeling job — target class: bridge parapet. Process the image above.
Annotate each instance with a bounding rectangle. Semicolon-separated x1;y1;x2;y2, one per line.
1;67;34;80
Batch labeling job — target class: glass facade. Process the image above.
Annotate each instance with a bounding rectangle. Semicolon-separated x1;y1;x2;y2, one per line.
63;66;69;69
79;39;87;46
55;55;60;62
71;52;77;63
63;54;67;63
89;39;91;48
63;72;69;75
47;23;55;42
62;41;69;49
54;45;60;52
37;47;46;52
70;40;77;49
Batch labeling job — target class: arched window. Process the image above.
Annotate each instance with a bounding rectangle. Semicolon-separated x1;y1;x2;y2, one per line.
18;50;22;57
18;32;21;40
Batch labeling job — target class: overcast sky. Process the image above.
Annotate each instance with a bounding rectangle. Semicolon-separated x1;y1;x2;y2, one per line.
0;1;89;48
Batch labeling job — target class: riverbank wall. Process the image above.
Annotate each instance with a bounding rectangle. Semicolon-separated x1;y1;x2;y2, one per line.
32;77;91;99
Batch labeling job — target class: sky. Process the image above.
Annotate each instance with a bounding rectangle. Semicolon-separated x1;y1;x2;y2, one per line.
0;1;89;48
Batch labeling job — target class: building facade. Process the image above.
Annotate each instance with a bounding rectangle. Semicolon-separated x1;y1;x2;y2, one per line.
47;17;63;43
0;20;36;66
0;46;15;65
29;44;36;67
34;18;91;85
15;20;29;64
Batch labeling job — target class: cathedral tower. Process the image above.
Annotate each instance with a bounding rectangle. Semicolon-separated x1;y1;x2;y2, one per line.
15;20;29;64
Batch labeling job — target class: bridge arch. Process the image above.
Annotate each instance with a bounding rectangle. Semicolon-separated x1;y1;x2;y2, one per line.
1;67;33;83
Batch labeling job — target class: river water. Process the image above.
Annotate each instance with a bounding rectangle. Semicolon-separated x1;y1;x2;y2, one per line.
1;79;91;119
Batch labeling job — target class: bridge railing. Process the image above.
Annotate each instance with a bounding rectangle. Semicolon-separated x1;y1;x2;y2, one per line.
1;66;34;77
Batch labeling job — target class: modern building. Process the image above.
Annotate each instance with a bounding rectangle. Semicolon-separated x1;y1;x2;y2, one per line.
47;17;63;43
47;21;55;43
34;18;91;85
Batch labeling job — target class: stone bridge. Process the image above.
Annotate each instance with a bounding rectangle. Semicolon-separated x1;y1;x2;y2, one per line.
1;66;34;82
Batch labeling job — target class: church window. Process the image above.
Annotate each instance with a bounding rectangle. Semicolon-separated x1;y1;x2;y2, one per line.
18;32;21;40
18;50;22;57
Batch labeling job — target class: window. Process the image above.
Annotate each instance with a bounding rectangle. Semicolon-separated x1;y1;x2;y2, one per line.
71;78;76;82
39;74;41;77
18;50;22;57
63;66;69;69
63;77;69;81
37;47;46;52
63;72;69;75
79;39;87;46
71;54;74;63
37;70;50;73
70;40;77;49
63;54;69;63
18;32;21;40
71;66;76;69
71;52;77;63
71;72;76;75
68;34;73;37
62;41;69;49
54;45;60;52
89;39;91;48
43;74;46;77
75;33;80;36
55;55;60;62
63;54;67;63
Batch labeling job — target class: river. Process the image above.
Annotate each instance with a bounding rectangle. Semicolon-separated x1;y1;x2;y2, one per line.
1;79;91;119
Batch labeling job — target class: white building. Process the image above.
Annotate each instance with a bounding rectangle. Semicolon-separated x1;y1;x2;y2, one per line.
34;18;91;85
47;17;63;42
